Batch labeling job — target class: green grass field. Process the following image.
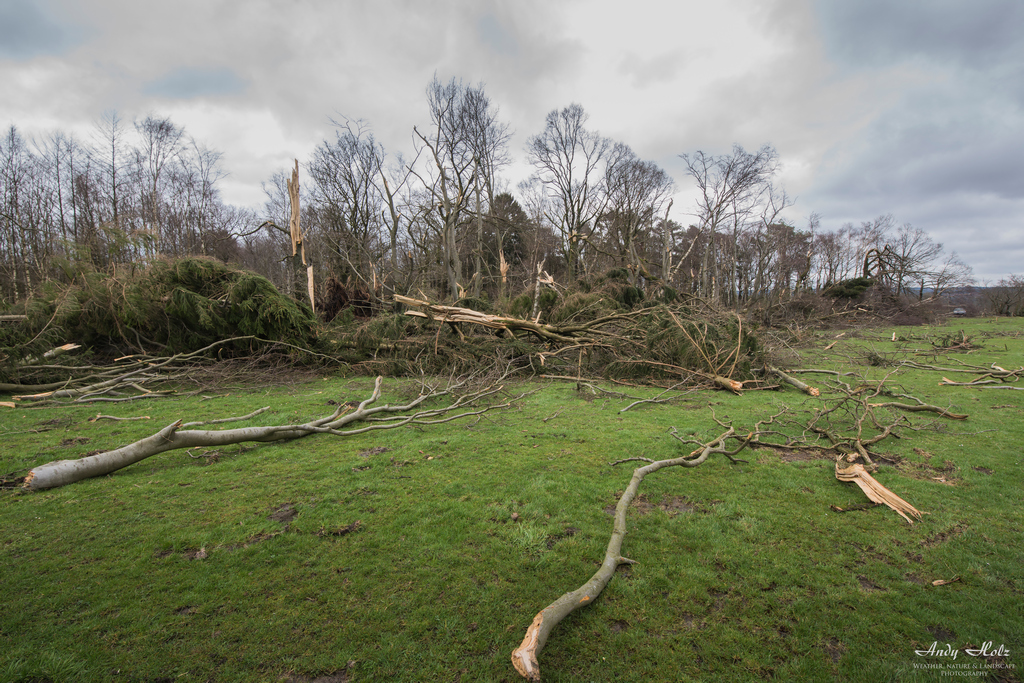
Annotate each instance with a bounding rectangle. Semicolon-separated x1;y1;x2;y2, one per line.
2;318;1022;682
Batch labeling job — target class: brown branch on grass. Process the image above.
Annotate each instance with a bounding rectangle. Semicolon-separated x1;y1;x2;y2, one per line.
511;427;746;681
21;376;518;491
866;400;967;420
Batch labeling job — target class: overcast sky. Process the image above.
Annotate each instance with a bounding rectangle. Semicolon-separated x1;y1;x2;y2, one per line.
2;0;1022;282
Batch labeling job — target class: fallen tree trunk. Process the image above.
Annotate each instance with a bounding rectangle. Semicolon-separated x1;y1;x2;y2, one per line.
395;294;637;344
22;376;515;491
511;428;743;681
769;365;820;396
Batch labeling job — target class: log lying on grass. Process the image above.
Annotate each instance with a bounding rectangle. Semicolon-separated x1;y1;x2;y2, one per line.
22;376;515;491
511;428;746;681
769;365;820;397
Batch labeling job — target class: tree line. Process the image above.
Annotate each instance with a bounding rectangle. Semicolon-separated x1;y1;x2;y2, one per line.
1;76;986;313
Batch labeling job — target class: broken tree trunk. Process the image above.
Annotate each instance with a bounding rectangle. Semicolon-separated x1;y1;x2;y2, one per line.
769;365;820;396
395;294;636;344
22;376;513;491
835;460;923;524
286;159;315;312
511;428;742;681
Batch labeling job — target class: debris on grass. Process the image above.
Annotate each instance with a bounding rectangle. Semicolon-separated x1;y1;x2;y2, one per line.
834;461;924;524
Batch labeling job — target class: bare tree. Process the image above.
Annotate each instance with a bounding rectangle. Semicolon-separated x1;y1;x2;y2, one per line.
307;119;385;288
928;252;975;299
679;144;778;302
135;115;185;255
463;86;512;297
412;77;486;301
526;104;618;281
986;274;1024;316
90;111;137;251
601;145;674;284
377;148;418;296
885;223;945;299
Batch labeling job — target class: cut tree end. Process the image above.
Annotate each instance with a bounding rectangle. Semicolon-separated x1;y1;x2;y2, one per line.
511;612;544;681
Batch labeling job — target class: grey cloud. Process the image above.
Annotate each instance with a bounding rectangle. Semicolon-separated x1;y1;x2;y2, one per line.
142;67;248;100
618;50;684;89
810;79;1024;205
0;0;83;59
477;12;520;57
816;0;1024;69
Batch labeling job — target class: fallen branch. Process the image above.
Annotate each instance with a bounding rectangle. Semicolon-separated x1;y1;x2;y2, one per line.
22;343;82;366
395;294;640;344
22;377;516;491
835;461;924;524
769;365;820;397
511;428;743;680
867;400;967;420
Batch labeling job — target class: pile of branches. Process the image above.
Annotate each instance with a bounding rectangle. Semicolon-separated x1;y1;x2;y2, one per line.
391;294;764;389
0;337;335;405
2;258;770;400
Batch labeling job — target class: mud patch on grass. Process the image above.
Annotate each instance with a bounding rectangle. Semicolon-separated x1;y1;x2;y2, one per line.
858;576;885;592
269;503;298;525
973;466;993;475
766;447;831;462
546;526;579;549
896;457;961;486
821;637;845;664
59;436;90;447
922;523;968;548
357;446;390;458
317;520;362;538
928;625;956;641
610;619;629;633
0;474;27;489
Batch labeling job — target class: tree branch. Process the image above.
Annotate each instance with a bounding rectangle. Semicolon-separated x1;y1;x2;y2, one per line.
21;377;517;491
